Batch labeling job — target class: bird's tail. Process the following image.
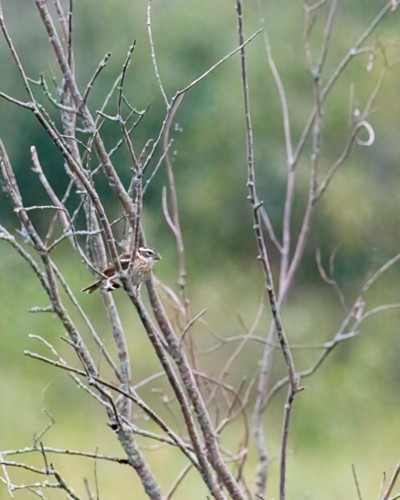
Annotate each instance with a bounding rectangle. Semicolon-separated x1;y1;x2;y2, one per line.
81;280;101;294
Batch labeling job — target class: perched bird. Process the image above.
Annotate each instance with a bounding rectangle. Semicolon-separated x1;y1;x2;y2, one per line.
82;246;161;294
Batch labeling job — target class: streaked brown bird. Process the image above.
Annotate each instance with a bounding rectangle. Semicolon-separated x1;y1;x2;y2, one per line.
82;246;161;294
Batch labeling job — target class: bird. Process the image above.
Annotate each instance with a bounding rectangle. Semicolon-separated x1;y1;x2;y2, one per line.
82;246;161;294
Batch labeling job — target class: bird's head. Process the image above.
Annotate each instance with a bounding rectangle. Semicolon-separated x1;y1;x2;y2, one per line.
137;246;161;265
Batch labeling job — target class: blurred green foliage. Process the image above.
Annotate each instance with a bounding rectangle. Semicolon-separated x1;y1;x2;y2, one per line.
1;0;400;498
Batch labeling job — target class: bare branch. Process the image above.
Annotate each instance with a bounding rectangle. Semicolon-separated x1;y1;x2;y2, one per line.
83;52;112;105
177;28;263;97
255;0;293;165
147;0;169;108
381;461;400;500
352;464;363;500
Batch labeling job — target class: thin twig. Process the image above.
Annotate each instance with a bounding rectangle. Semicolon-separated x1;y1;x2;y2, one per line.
147;0;169;108
382;462;400;500
177;28;263;97
83;52;112;105
352;464;363;500
166;463;193;500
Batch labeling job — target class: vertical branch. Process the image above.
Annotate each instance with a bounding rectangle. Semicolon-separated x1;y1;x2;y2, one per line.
255;0;293;165
252;3;337;495
235;2;300;498
234;0;297;388
253;321;274;495
102;292;132;421
67;0;74;67
279;168;296;298
162;93;197;368
147;0;169;108
118;42;136;119
281;0;337;299
163;94;188;313
115;426;162;500
130;170;142;265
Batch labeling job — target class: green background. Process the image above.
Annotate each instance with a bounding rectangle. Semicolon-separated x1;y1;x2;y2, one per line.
0;0;399;498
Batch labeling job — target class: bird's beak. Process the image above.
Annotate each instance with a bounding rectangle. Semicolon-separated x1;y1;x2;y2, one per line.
155;252;161;261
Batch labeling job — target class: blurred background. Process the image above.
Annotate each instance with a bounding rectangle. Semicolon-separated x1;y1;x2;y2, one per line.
0;0;399;498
